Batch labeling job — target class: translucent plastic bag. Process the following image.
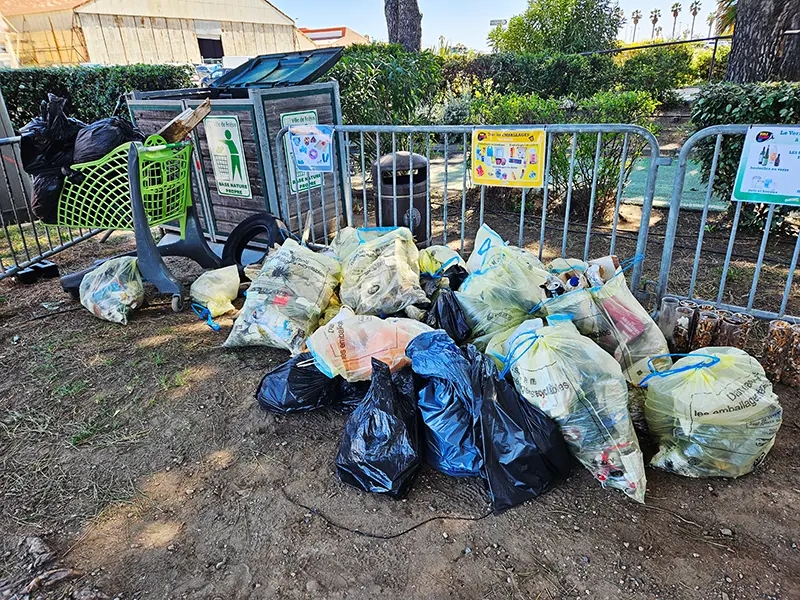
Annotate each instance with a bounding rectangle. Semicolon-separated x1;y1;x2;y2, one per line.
589;262;670;384
79;257;144;325
224;239;340;354
419;245;469;295
338;227;428;315
456;245;548;349
643;348;783;478
493;319;646;503
190;265;240;317
306;315;433;382
466;223;506;273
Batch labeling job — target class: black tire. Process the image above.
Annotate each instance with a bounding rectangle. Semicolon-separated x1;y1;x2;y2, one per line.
221;213;286;278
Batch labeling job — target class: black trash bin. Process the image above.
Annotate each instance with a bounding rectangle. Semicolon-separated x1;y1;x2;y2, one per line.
371;152;429;246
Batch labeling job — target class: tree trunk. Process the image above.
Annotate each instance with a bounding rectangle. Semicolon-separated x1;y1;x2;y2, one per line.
725;0;800;82
385;0;423;52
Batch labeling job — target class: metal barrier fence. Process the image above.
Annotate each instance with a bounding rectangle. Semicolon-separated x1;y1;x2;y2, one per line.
0;136;100;280
276;123;663;297
656;124;800;323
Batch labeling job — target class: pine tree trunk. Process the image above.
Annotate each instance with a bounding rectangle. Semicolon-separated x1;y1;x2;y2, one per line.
384;0;423;52
725;0;800;82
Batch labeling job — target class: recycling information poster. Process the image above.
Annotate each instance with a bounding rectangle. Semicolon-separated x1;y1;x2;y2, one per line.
471;129;546;188
281;110;323;194
204;115;252;199
288;124;334;173
733;126;800;206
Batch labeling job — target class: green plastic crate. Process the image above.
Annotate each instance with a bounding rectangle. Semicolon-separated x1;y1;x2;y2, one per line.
58;135;193;236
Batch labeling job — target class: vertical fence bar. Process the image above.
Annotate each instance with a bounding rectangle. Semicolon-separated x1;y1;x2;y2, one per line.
561;133;578;257
293;181;302;235
332;164;342;235
479;185;485;226
518;188;527;248
392;133;398;227
306;179;316;244
426;134;432;243
583;132;603;262
716;201;742;305
0;193;20;267
538;131;553;260
746;204;775;311
343;131;352;228
460;132;468;253
0;156;33;262
360;132;367;227
779;231;800;316
409;132;414;236
319;173;329;241
609;133;629;255
443;133;449;244
688;134;723;297
376;133;382;227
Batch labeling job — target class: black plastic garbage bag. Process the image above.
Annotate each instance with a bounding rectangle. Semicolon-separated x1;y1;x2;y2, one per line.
30;173;63;224
19;94;85;175
335;359;422;498
443;264;468;291
72;117;145;164
407;331;481;477
256;353;338;413
467;347;572;513
425;289;471;346
338;378;372;412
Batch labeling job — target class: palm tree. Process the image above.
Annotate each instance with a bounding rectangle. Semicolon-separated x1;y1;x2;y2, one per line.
706;13;715;37
631;10;642;42
650;9;661;38
671;3;682;38
716;0;736;34
689;1;701;38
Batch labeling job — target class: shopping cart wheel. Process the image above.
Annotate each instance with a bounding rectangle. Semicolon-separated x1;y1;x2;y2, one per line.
171;295;184;313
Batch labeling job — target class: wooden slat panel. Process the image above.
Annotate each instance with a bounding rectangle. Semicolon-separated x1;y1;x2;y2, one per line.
165;18;187;62
149;18;174;63
98;15;126;64
181;19;201;64
117;16;142;63
77;13;108;64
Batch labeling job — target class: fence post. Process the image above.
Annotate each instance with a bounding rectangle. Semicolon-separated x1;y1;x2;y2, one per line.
707;37;719;83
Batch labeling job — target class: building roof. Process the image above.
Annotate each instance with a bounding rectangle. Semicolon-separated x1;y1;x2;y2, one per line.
0;0;92;17
299;27;369;47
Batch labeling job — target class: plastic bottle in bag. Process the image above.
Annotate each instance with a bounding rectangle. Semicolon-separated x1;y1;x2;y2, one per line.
224;239;340;354
643;348;783;478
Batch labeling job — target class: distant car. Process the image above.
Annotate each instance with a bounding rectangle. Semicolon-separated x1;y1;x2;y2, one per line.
192;64;230;88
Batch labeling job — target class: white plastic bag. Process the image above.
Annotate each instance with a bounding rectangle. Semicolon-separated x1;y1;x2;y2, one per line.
466;223;506;273
306;315;432;382
338;227;428;315
644;348;783;478
79;257;144;325
224;239;340;354
491;319;647;503
190;265;240;317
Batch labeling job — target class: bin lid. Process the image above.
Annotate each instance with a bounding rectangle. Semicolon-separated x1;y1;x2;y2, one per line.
210;47;343;89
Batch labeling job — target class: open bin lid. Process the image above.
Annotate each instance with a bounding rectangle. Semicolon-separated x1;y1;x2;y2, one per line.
210;47;343;89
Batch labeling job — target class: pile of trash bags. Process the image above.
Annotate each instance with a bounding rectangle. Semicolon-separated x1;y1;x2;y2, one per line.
19;94;143;224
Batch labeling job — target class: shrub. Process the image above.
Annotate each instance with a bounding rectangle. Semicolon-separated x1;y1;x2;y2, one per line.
690;44;731;83
328;43;443;125
691;82;800;233
0;64;192;128
618;45;695;104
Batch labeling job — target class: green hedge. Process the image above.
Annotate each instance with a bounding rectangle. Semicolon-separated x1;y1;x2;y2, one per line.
618;45;695;105
0;64;193;128
691;82;800;233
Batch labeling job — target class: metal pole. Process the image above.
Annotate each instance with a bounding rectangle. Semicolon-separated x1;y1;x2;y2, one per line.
707;37;719;82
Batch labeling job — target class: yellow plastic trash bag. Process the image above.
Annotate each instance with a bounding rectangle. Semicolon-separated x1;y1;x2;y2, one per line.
419;245;467;276
330;226;386;263
493;319;647;503
306;315;433;382
190;265;240;317
588;260;670;384
79;257;144;325
643;348;783;478
339;227;428;315
465;223;506;273
224;239;340;354
456;245;548;349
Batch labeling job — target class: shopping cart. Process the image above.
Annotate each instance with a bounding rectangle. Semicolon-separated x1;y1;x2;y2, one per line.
59;134;221;311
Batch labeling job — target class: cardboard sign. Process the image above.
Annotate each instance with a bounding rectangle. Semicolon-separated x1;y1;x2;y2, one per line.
732;126;800;206
204;115;252;199
281;110;323;194
471;129;546;188
289;125;334;173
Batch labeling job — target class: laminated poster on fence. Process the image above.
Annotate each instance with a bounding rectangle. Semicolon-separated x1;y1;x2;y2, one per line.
289;125;334;173
471;129;546;188
733;126;800;206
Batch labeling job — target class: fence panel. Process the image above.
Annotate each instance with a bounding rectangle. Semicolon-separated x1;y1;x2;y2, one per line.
0;136;100;281
656;124;800;323
276;123;662;296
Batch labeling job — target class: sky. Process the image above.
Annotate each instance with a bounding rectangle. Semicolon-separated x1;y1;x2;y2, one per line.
270;0;720;52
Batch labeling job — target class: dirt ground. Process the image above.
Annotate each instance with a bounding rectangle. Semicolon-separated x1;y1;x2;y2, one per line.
1;205;799;600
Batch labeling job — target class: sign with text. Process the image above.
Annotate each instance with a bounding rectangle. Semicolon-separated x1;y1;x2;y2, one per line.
732;125;800;206
471;128;546;188
288;124;334;173
281;110;323;194
204;115;251;199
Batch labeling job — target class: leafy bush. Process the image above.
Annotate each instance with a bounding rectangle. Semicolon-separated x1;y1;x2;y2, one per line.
618;45;695;104
328;43;443;125
471;90;659;222
691;82;800;233
0;64;192;128
690;44;731;83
